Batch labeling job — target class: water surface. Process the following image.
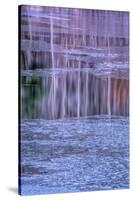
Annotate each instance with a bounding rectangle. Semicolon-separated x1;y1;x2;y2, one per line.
20;116;129;195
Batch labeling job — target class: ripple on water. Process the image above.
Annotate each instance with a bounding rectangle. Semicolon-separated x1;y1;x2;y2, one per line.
19;116;129;195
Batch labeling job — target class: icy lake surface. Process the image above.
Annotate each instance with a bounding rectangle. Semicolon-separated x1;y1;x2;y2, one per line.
20;116;129;195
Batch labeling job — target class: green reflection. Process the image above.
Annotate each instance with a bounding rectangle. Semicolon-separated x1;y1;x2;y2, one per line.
21;76;44;119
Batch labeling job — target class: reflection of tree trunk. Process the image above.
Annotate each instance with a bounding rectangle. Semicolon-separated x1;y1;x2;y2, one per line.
61;76;66;118
50;14;55;69
107;76;111;116
107;35;111;117
50;13;56;119
77;61;81;119
85;71;89;116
